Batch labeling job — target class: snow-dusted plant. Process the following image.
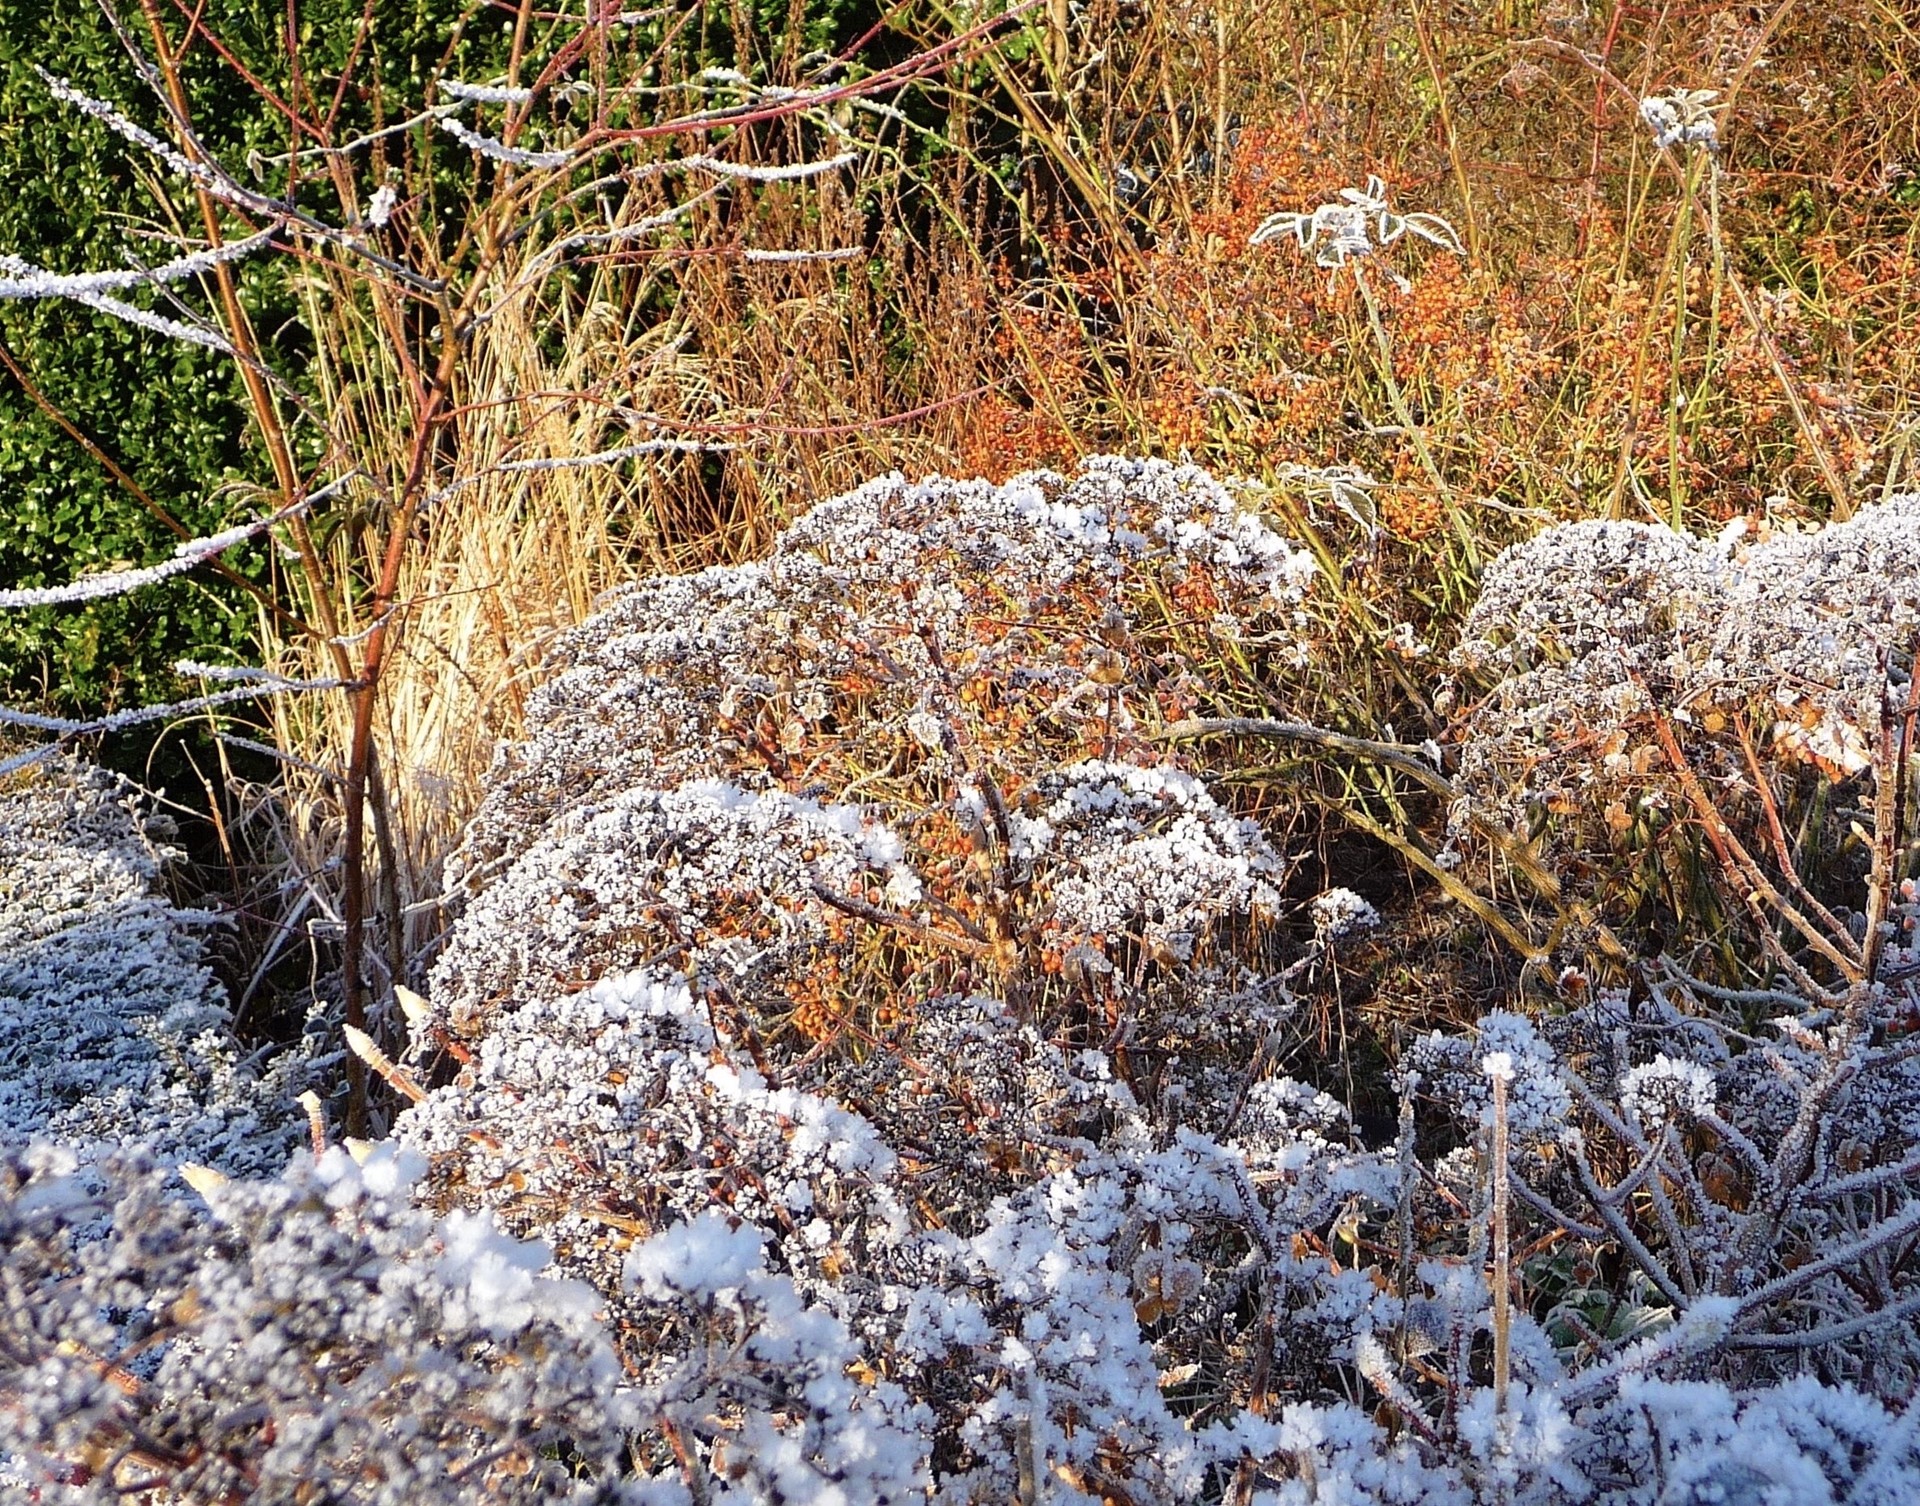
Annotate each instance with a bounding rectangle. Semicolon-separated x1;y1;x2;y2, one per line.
0;760;304;1174
364;454;1920;1503
1640;89;1721;152
1452;496;1920;1015
0;1142;633;1503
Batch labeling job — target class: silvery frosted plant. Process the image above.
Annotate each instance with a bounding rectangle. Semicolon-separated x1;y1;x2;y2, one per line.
1640;89;1721;152
1451;496;1920;1009
317;457;1920;1502
0;760;304;1174
1456;496;1920;811
1250;174;1463;269
0;1142;634;1503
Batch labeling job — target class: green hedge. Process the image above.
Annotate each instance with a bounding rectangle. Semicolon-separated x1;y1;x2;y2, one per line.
0;0;520;716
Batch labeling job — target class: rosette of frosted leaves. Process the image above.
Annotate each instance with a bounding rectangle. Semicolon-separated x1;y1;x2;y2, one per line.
0;762;303;1174
0;1143;633;1504
397;968;911;1305
1250;174;1463;268
1639;89;1721;151
1004;760;1287;960
428;781;919;1037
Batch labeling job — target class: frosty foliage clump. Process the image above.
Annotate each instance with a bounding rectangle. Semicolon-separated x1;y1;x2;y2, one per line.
1455;495;1920;825
11;461;1920;1502
447;455;1316;896
0;1142;636;1504
1004;760;1286;959
0;761;302;1174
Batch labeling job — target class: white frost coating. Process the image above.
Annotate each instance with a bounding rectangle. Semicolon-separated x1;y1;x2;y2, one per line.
0;479;340;608
0;226;275;300
439;78;535;104
0;760;304;1175
1313;885;1382;939
1455;495;1920;822
438;115;574;169
1012;759;1288;954
1620;1054;1718;1124
625;1209;764;1299
38;451;1886;1502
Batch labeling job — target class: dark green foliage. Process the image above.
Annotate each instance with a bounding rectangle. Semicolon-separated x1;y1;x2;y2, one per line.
0;0;508;715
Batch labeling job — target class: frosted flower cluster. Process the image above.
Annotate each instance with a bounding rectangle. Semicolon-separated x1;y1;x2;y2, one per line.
428;780;919;1035
386;461;1920;1501
0;761;303;1174
1619;1053;1718;1126
1408;1011;1572;1143
450;455;1316;890
1455;496;1920;826
396;968;911;1305
1006;760;1287;958
1311;885;1383;940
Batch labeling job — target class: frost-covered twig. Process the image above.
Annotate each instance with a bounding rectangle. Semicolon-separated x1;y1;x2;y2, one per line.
438;115;576;171
0;671;349;739
0;480;343;608
0;225;276;300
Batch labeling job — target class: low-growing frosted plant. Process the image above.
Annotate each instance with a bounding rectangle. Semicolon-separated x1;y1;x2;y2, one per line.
0;1143;634;1503
1640;90;1722;153
0;761;304;1175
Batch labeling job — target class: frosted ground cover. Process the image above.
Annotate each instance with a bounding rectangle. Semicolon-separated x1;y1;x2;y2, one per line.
0;761;302;1175
5;462;1920;1502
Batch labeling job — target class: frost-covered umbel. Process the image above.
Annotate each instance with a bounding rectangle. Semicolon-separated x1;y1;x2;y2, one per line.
0;761;301;1173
